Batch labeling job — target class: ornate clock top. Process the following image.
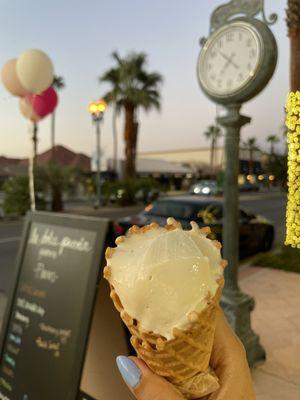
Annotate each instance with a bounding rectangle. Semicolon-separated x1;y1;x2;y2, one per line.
197;0;278;104
210;0;277;33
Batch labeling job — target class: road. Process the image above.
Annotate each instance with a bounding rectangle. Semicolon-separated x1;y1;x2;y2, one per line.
239;191;286;245
0;192;286;297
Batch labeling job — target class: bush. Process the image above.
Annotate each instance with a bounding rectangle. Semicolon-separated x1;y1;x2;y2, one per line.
102;177;161;206
216;171;225;188
3;176;46;216
35;164;72;211
253;245;300;274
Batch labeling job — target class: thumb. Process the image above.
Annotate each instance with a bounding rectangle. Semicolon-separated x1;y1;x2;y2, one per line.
116;356;185;400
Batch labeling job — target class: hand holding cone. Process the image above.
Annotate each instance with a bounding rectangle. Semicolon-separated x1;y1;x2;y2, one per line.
104;218;227;399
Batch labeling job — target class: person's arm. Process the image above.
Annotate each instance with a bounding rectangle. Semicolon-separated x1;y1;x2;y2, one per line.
205;307;256;400
116;308;256;400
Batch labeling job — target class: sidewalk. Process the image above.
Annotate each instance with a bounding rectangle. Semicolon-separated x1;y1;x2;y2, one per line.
239;266;300;400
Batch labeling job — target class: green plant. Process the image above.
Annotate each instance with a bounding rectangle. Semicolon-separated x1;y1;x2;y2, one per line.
265;153;287;190
216;171;225;188
242;137;259;175
36;164;72;212
3;176;46;215
204;125;222;175
102;179;135;206
51;75;65;152
102;177;161;206
253;245;300;273
266;134;280;155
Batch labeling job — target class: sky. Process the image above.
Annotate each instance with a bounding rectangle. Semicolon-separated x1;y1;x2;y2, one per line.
0;0;289;161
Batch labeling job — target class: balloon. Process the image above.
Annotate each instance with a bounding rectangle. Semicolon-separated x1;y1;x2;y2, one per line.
1;59;28;96
16;49;54;94
26;87;58;117
19;98;41;122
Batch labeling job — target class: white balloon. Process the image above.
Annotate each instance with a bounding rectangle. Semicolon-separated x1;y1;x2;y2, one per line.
16;49;54;94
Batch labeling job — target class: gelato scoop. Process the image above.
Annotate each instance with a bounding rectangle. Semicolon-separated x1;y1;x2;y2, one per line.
106;218;224;340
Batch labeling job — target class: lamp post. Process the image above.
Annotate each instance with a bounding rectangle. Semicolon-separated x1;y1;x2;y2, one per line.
88;100;107;208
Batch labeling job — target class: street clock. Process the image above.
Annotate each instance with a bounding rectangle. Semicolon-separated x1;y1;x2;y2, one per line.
196;0;278;367
197;18;277;104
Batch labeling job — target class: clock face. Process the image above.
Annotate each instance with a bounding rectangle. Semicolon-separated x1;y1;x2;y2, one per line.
198;22;262;97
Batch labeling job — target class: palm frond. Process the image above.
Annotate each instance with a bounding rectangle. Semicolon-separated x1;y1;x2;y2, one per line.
52;75;65;89
99;51;162;112
267;135;280;143
204;125;222;139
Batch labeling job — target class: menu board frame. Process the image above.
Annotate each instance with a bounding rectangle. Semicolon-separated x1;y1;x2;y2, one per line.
0;211;110;400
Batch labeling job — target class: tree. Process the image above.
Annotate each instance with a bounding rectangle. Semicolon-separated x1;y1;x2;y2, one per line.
3;176;46;216
51;76;65;158
36;164;71;212
100;52;163;178
98;68;120;173
266;134;280;155
266;154;288;188
286;0;300;91
204;125;222;175
112;103;119;173
242;137;258;175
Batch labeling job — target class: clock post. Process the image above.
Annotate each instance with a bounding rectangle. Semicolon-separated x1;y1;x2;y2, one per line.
217;104;267;366
197;0;278;366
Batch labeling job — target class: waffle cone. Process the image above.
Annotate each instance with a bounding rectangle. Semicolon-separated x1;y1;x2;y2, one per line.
104;220;226;399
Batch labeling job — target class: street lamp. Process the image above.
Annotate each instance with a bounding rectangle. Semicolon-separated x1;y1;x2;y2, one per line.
88;100;107;208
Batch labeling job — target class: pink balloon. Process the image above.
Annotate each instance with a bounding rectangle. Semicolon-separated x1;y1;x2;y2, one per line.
26;86;58;117
1;59;28;97
19;98;42;123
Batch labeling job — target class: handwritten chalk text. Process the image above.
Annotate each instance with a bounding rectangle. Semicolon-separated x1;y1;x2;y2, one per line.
16;298;45;317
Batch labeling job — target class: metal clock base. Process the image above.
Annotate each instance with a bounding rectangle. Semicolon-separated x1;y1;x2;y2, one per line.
221;289;266;366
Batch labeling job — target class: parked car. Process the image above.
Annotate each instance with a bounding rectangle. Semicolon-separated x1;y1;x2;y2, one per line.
117;196;274;256
189;180;222;196
239;182;259;192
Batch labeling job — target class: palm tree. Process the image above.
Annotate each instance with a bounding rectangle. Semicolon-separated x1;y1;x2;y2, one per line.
98;68;120;174
266;134;280;155
112;103;119;173
286;0;300;91
204;125;222;175
51;76;65;159
242;137;258;175
100;52;163;178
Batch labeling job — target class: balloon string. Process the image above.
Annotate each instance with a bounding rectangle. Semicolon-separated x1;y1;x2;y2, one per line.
31;93;37;120
29;122;36;211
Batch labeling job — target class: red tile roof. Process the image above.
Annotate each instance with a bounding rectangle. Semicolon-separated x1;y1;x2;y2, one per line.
0;145;91;174
0;156;22;167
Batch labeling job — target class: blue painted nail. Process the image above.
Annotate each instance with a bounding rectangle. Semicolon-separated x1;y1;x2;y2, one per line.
116;356;142;388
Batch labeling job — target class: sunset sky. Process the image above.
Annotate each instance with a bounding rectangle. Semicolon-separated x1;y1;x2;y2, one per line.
0;0;289;161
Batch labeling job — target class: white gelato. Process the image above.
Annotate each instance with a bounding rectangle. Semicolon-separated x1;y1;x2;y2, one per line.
107;221;223;340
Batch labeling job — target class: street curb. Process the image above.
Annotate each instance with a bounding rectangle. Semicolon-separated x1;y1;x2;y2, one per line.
0;216;22;223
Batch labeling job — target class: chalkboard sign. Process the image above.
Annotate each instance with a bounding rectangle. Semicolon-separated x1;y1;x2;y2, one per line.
0;211;109;400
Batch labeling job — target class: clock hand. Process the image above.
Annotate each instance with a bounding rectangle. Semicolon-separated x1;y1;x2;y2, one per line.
219;51;239;69
221;59;231;74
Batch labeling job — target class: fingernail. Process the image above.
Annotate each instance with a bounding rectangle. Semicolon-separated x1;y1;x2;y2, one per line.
116;356;142;388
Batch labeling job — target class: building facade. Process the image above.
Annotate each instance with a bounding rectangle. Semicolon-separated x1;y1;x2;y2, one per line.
138;146;263;178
